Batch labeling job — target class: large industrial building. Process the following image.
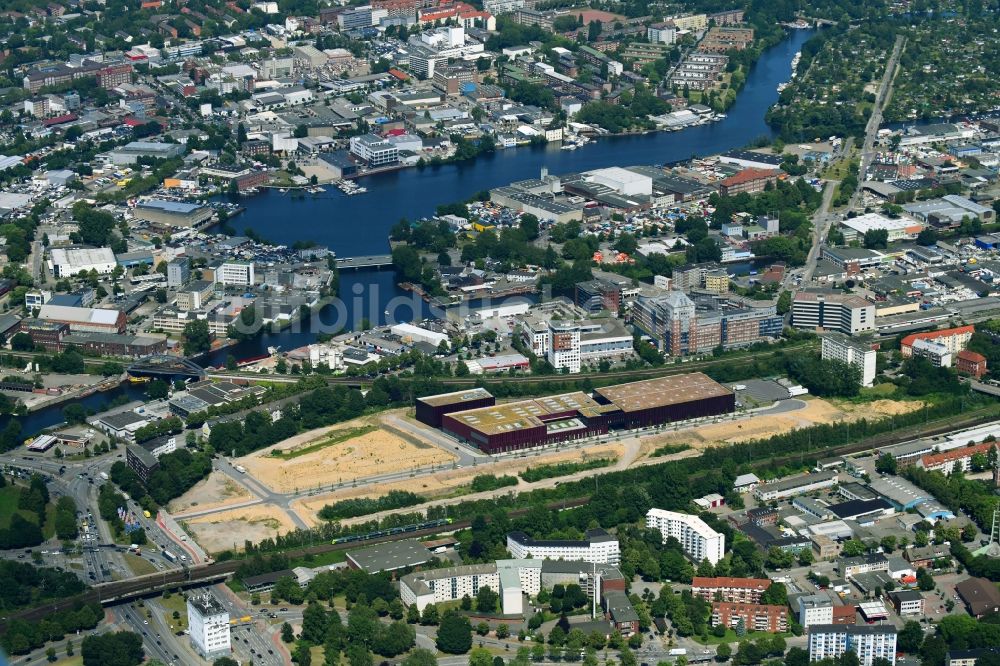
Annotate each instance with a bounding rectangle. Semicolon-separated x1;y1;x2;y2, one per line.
132;199;214;227
415;388;496;428
429;373;734;454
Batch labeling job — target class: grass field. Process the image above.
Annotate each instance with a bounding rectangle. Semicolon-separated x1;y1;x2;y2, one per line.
288;550;346;569
0;484;44;531
51;656;83;666
124;553;158;577
270;425;378;460
158;593;189;633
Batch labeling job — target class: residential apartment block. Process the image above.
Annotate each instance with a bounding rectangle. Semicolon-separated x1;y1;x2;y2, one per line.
711;602;787;633
808;625;897;666
646;509;725;565
691;577;771;603
506;529;620;565
820;333;877;387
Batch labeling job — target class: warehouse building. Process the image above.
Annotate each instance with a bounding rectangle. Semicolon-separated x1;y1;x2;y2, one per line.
432;373;733;453
753;471;839;502
415;388;496;428
50;247;117;277
345;539;433;573
132;199;214;227
37;304;126;334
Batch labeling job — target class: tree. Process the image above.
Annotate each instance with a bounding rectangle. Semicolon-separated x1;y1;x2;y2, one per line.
469;648;494;666
64;403;88;424
401;649;438;666
282;622;296;643
717;642;732;661
875;453;897;475
436;611;472;654
863;228;889;249
476;585;499;613
81;631;144;666
146;379;169;400
214;659;240;666
10;332;34;351
897;621;923;653
302;601;329;643
182;319;211;355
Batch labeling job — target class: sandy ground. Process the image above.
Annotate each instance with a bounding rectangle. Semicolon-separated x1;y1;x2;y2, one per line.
168;471;254;514
290;442;625;527
637;397;923;455
184;505;299;554
237;417;458;494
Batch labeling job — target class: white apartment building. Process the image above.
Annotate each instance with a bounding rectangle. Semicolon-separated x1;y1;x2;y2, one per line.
798;595;833;627
506;529;620;565
646;509;725;565
808;625;897;666
349;134;399;166
547;321;581;374
911;338;953;367
401;561;535;614
217;261;255;286
821;333;877;387
187;593;231;659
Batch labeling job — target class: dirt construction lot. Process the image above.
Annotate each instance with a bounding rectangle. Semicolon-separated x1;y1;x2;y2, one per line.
236;416;458;494
637;397;923;456
183;505;299;553
168;471;252;515
290;442;626;528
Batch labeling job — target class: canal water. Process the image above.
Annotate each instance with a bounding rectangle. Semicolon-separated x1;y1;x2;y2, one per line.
4;29;817;436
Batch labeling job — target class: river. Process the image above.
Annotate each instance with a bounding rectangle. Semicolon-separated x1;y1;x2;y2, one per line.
5;29;816;435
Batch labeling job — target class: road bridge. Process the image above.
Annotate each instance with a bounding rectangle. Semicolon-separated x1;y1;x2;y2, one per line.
334;255;393;270
127;355;207;380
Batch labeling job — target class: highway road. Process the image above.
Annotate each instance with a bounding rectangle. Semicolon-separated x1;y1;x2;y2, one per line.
214;583;287;666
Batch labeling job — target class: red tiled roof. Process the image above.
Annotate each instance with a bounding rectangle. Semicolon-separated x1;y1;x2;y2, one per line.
900;325;974;348
720;167;780;187
921;441;995;467
957;350;986;363
692;576;771;590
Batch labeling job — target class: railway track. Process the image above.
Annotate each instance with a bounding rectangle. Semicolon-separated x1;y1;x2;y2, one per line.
4;402;994;633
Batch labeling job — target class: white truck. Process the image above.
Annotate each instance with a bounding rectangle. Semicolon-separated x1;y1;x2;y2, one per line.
668;648;687;657
98;471;109;481
234;465;247;474
162;550;176;562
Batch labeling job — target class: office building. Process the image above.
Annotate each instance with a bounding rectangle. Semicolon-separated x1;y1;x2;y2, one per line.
808;625;897;666
820;333;877;387
791;292;875;335
166;258;191;287
349;134;399;166
547;321;581;374
646;509;725;565
888;590;925;616
187;593;231;660
217;261;255;286
507;529;620;565
798;595;833;627
632;291;782;356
